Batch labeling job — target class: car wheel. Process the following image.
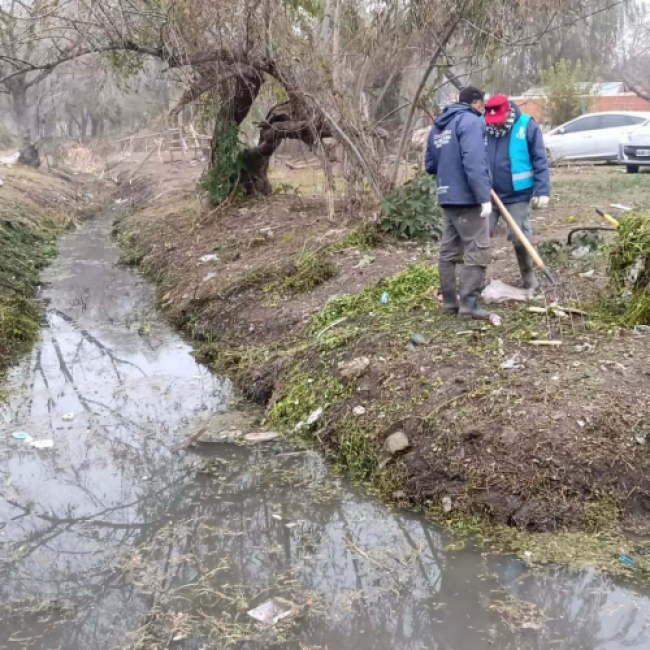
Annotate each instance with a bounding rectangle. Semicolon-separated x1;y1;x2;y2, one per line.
626;165;640;174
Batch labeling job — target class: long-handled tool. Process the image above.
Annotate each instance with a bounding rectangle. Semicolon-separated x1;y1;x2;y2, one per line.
491;190;585;338
490;190;556;285
567;208;619;245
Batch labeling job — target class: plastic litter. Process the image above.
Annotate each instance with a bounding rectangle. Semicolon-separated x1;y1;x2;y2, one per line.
247;598;296;625
482;280;533;304
489;313;502;327
500;355;524;371
619;554;635;567
379;291;390;304
62;412;75;422
354;255;375;269
410;333;430;346
199;254;219;263
30;439;54;449
306;407;323;426
579;269;595;278
442;496;453;513
352;405;366;416
202;272;218;282
12;432;30;440
244;431;280;444
572;246;591;259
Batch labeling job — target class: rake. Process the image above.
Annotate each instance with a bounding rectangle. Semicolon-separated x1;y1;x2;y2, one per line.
491;190;587;339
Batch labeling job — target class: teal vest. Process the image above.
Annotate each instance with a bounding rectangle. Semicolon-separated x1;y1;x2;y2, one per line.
509;114;534;191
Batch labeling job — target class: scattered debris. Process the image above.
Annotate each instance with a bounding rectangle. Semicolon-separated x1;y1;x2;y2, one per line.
247;598;296;625
489;313;503;327
316;316;348;340
491;596;546;631
410;333;431;346
619;554;635;567
271;514;283;521
306;407;323;426
529;340;563;347
202;272;218;282
636;436;646;446
572;246;590;259
12;431;30;440
62;412;75;422
0;152;19;166
338;356;370;379
199;254;219;263
636;325;650;333
352;405;366;416
244;431;280;444
379;291;390;304
500;354;524;371
442;496;453;513
30;439;54;450
384;431;410;455
354;255;375;269
260;227;274;239
482;280;533;304
611;203;632;212
579;269;595;278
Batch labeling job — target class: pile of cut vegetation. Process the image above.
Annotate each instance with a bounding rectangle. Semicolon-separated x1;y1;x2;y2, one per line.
608;212;650;325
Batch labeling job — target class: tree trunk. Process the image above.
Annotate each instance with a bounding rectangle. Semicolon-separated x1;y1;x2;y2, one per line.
81;111;89;138
208;71;267;197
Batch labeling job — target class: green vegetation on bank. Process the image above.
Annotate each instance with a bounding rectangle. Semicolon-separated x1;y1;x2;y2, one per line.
0;169;79;375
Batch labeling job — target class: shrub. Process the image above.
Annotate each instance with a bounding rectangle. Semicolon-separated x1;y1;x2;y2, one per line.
381;172;443;240
608;212;650;325
541;60;594;127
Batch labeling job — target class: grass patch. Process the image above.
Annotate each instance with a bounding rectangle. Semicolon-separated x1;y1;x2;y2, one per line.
282;251;335;294
312;260;439;330
0;214;63;369
266;366;350;430
327;223;384;252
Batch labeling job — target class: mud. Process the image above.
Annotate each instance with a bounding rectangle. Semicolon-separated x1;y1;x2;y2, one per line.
1;207;650;649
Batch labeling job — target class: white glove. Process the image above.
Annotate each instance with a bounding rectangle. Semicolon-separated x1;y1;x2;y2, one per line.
480;202;492;218
531;196;549;209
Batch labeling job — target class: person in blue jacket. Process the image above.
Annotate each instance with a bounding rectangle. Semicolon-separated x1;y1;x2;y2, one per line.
484;95;551;290
425;86;498;323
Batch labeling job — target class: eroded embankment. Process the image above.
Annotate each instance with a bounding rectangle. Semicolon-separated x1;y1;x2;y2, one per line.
0;167;91;377
114;169;650;574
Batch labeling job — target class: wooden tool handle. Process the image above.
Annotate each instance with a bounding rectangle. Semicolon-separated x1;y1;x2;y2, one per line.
490;190;545;268
490;190;555;285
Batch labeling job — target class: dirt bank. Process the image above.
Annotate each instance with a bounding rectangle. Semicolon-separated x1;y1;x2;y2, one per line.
0;166;92;378
115;163;650;572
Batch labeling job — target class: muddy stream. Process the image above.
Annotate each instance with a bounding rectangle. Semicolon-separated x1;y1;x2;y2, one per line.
1;209;650;649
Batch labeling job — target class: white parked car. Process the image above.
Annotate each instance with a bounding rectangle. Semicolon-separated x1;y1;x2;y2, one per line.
544;111;650;163
618;121;650;173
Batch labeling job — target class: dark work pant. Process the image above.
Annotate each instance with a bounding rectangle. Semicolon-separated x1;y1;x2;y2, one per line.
439;205;491;269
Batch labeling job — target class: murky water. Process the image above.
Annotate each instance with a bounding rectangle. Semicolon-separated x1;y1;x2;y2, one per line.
1;210;650;649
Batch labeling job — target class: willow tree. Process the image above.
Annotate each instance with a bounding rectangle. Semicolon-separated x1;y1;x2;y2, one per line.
0;0;622;193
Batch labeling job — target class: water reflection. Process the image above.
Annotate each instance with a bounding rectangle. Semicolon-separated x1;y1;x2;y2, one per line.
0;211;649;650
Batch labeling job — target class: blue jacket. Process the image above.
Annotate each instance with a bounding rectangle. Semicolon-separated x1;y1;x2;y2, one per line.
486;103;551;204
425;103;491;206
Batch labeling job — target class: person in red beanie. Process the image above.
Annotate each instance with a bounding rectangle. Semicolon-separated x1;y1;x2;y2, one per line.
485;95;550;290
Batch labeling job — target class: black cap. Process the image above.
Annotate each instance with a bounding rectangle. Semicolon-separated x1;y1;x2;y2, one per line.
458;86;485;105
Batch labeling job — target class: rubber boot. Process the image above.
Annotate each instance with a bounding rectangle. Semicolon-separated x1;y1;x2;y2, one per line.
514;245;539;291
459;265;493;321
439;261;459;313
